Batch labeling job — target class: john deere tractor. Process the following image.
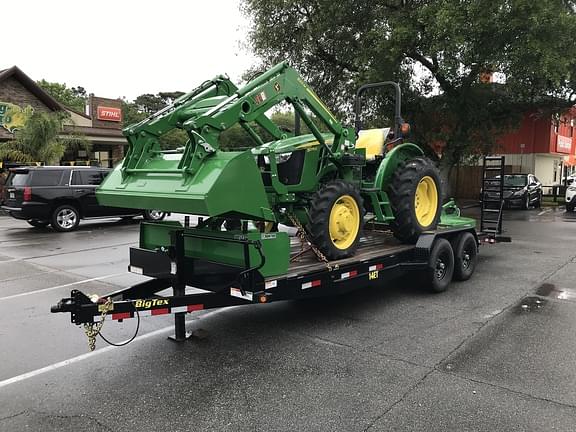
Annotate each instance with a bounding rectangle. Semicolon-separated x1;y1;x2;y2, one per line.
97;62;443;267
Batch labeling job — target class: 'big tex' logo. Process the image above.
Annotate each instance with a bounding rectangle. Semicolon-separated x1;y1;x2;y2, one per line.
0;102;33;133
134;299;169;309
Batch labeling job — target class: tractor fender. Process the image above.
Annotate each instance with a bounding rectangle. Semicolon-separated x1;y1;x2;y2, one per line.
373;143;424;191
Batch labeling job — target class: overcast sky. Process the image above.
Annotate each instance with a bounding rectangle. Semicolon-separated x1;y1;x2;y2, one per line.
4;0;255;101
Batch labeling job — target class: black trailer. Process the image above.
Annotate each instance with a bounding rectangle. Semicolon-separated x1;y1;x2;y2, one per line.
51;224;481;349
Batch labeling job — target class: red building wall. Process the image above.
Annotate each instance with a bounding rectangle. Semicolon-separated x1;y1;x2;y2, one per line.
497;108;576;156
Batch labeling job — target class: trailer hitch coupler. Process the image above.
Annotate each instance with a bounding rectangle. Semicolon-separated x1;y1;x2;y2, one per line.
51;298;73;313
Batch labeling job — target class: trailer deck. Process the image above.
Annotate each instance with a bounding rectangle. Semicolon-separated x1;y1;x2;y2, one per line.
284;230;411;278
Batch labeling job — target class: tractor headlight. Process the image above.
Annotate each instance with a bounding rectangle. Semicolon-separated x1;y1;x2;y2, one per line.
275;152;292;164
263;153;292;165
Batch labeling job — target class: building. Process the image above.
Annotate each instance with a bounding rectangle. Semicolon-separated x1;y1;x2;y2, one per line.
0;66;127;168
495;107;576;185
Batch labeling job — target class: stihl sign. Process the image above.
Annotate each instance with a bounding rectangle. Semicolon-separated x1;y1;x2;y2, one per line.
97;106;122;122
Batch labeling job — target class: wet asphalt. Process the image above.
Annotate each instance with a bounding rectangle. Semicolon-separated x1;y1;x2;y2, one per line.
0;207;575;431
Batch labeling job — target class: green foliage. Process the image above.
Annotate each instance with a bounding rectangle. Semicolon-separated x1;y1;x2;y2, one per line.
122;92;188;150
242;0;576;166
121;99;147;127
37;80;87;112
159;129;188;150
0;111;90;164
219;111;330;150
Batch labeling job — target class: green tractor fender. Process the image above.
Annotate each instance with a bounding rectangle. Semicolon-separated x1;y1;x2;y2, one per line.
372;143;424;191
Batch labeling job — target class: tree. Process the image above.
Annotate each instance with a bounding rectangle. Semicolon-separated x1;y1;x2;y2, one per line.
123;93;189;150
0;111;89;164
37;80;87;112
242;0;576;172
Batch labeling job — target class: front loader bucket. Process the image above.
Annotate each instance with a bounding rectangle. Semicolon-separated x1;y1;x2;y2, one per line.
96;150;275;221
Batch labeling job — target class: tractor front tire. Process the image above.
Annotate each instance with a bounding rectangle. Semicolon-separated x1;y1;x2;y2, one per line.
388;157;442;243
309;180;364;261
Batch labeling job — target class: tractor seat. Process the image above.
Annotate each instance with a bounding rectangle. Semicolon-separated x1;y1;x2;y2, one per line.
355;128;391;161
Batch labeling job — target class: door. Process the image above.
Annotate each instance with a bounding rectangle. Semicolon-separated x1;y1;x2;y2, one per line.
70;169;105;217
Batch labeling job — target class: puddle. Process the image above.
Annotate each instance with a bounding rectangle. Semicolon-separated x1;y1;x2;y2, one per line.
518;296;547;312
535;283;576;301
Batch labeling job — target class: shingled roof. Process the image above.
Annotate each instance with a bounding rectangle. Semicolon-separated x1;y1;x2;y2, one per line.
0;66;63;111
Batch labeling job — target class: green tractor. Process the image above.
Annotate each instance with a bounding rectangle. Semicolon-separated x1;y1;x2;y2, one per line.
97;62;444;264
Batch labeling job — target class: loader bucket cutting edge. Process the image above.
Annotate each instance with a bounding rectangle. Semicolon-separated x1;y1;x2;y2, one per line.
96;150;274;221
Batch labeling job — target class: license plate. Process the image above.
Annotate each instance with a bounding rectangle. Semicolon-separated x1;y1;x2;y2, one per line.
9;192;15;199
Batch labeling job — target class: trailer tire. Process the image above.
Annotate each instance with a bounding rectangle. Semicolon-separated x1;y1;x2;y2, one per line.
426;238;454;293
309;180;364;260
388;157;442;243
143;210;166;221
453;232;477;281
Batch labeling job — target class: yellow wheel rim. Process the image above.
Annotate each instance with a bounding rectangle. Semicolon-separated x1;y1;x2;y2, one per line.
414;176;438;227
329;195;360;250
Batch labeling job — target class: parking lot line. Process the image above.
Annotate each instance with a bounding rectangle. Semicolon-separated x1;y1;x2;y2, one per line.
0;273;125;301
537;208;552;216
0;308;230;389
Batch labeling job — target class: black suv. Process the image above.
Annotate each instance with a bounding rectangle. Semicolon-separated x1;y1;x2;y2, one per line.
1;166;165;231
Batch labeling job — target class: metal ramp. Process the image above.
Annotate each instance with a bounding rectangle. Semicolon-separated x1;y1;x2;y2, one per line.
480;156;505;238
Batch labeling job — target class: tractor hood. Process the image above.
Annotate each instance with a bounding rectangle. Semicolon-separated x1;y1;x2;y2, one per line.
96;150;275;221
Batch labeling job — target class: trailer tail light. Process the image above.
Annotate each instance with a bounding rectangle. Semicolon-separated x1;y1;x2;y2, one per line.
23;187;32;201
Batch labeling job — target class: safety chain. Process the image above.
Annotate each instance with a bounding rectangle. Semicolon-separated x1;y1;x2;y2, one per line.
82;297;113;351
287;213;333;271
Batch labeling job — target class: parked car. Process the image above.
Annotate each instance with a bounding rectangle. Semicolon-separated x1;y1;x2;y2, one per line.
566;182;576;212
482;173;543;209
0;166;166;231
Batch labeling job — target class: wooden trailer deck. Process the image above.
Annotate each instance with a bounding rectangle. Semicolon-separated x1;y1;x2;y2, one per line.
282;230;414;278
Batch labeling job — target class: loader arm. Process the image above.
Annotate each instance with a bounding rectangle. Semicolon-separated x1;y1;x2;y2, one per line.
120;76;285;176
179;61;353;172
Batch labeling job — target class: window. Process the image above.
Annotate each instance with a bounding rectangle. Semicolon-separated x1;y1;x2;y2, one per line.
71;170;104;186
30;170;64;186
6;173;29;187
504;175;527;187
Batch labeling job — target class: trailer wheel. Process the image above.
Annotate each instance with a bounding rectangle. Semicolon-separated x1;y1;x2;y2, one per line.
426;238;454;293
143;210;166;221
388;157;442;243
453;232;477;281
309;180;364;260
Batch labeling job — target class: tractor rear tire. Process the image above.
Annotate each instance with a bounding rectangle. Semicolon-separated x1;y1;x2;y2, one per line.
388;157;442;243
309;180;364;261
